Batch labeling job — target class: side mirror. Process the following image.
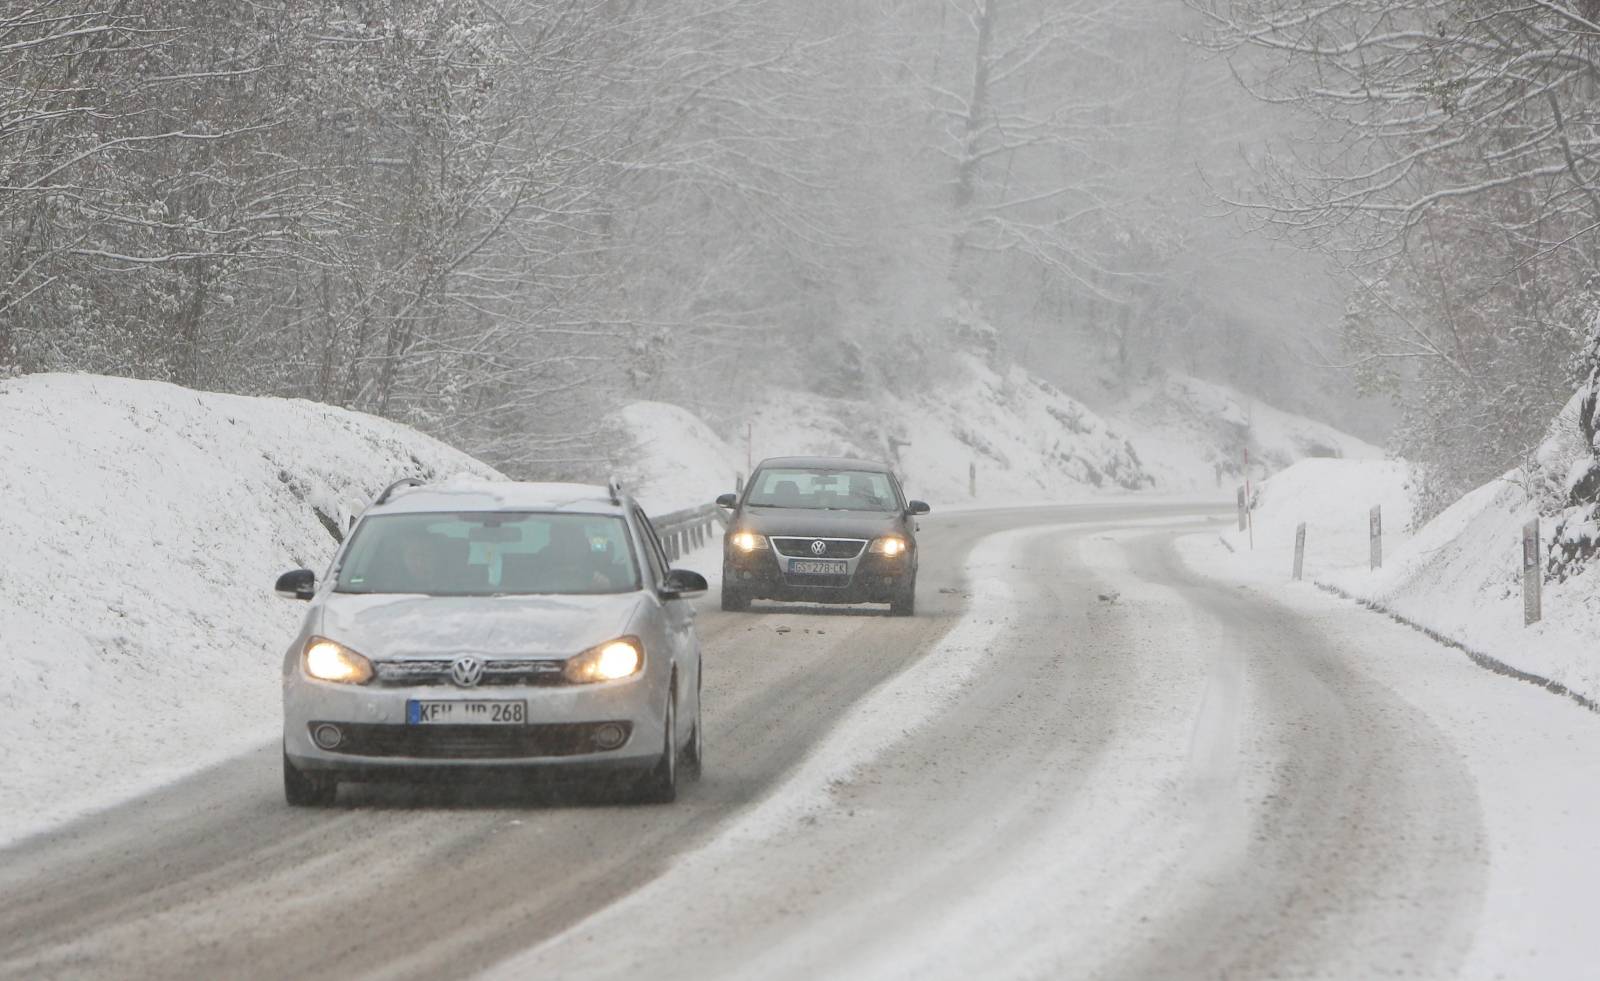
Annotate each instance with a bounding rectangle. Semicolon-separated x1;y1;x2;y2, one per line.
661;568;709;599
907;500;931;516
715;493;738;509
275;568;316;601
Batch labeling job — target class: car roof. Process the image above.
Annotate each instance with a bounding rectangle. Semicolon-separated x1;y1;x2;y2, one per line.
754;456;894;473
368;478;629;517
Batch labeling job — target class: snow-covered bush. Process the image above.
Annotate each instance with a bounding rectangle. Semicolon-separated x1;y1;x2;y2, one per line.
1549;319;1600;580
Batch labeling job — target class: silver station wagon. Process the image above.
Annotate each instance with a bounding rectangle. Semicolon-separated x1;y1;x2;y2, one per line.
274;477;707;805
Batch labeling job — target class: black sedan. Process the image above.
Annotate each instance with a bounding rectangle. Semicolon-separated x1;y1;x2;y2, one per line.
716;456;930;615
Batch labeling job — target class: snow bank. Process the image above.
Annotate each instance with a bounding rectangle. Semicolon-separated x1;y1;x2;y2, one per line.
612;361;1378;512
615;355;1157;509
609;400;743;515
745;358;1154;505
1217;457;1600;707
1116;371;1384;493
1224;458;1417;575
0;373;499;845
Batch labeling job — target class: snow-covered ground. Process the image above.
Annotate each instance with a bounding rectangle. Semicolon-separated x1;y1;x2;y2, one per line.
1113;370;1384;491
610;358;1380;514
611;401;746;515
1208;456;1600;707
483;511;1600;980
0;373;498;846
1174;532;1600;981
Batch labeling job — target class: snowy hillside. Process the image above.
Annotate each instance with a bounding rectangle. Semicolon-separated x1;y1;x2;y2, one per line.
1114;371;1384;492
612;357;1379;509
0;374;500;845
611;401;746;515
1209;455;1600;707
613;355;1155;508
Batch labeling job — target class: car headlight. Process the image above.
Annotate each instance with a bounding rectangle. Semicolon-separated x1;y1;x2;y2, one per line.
870;536;909;557
729;531;769;552
304;638;374;685
565;637;644;684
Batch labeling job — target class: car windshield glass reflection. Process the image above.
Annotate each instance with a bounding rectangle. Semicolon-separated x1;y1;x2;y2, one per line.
335;512;639;596
745;468;900;511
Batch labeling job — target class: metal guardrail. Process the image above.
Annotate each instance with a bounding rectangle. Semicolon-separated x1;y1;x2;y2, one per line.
652;502;726;563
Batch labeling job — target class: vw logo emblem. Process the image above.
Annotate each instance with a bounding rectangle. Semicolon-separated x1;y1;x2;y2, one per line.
810;540;828;556
450;655;485;688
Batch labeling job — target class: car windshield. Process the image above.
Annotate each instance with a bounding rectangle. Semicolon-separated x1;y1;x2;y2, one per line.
745;467;901;512
334;512;639;596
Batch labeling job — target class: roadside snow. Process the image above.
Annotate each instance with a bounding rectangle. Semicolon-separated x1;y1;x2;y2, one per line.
1218;456;1600;709
610;401;743;515
610;360;1375;513
1114;371;1385;493
0;373;499;846
1229;456;1417;574
1178;532;1600;980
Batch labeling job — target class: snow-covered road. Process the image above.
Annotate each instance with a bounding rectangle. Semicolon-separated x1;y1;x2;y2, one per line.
3;501;1597;980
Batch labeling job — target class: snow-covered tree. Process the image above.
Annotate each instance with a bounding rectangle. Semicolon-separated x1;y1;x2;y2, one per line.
1189;0;1600;499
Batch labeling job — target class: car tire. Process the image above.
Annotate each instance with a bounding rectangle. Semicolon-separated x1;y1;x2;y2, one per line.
720;585;750;612
682;686;704;782
889;578;916;617
283;749;337;807
634;689;679;804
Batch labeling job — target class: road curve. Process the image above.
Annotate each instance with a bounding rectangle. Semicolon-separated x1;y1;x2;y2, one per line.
489;517;1488;981
0;501;1503;980
0;501;1196;980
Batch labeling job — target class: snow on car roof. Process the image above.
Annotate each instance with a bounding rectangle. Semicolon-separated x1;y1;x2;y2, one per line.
370;477;627;515
756;456;893;472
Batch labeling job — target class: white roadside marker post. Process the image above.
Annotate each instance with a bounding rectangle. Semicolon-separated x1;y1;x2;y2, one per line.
1237;485;1247;533
1243;449;1255;550
1293;523;1306;581
1369;505;1382;570
969;461;977;499
1523;518;1542;626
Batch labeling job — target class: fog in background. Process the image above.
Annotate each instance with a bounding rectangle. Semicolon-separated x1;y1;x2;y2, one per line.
0;1;1440;476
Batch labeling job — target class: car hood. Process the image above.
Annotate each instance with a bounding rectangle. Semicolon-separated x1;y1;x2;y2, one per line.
737;506;903;540
316;591;646;660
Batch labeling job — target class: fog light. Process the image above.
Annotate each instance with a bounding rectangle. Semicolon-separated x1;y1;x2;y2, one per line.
594;723;627;750
312;723;343;750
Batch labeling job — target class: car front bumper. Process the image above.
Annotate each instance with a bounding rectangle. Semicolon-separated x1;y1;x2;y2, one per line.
724;548;914;603
283;672;665;775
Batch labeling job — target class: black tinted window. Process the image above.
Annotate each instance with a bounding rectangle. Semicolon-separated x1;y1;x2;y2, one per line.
746;468;900;511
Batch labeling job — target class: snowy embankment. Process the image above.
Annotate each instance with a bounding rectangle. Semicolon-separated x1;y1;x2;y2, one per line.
610;359;1375;512
0;374;499;846
610;401;743;515
1204;456;1600;707
1114;370;1383;491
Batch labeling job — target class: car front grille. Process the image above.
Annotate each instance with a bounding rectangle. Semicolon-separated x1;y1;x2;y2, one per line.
372;658;568;687
770;537;867;559
316;722;633;759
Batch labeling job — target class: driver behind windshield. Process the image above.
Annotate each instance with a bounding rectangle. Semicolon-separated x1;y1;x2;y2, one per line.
338;513;637;595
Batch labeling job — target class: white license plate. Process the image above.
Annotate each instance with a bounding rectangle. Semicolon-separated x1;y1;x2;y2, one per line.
789;559;848;575
407;700;527;725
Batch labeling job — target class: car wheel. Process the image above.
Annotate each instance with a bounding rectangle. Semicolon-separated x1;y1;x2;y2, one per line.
682;688;704;782
720;584;750;612
634;688;679;804
889;578;916;617
283;748;337;807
